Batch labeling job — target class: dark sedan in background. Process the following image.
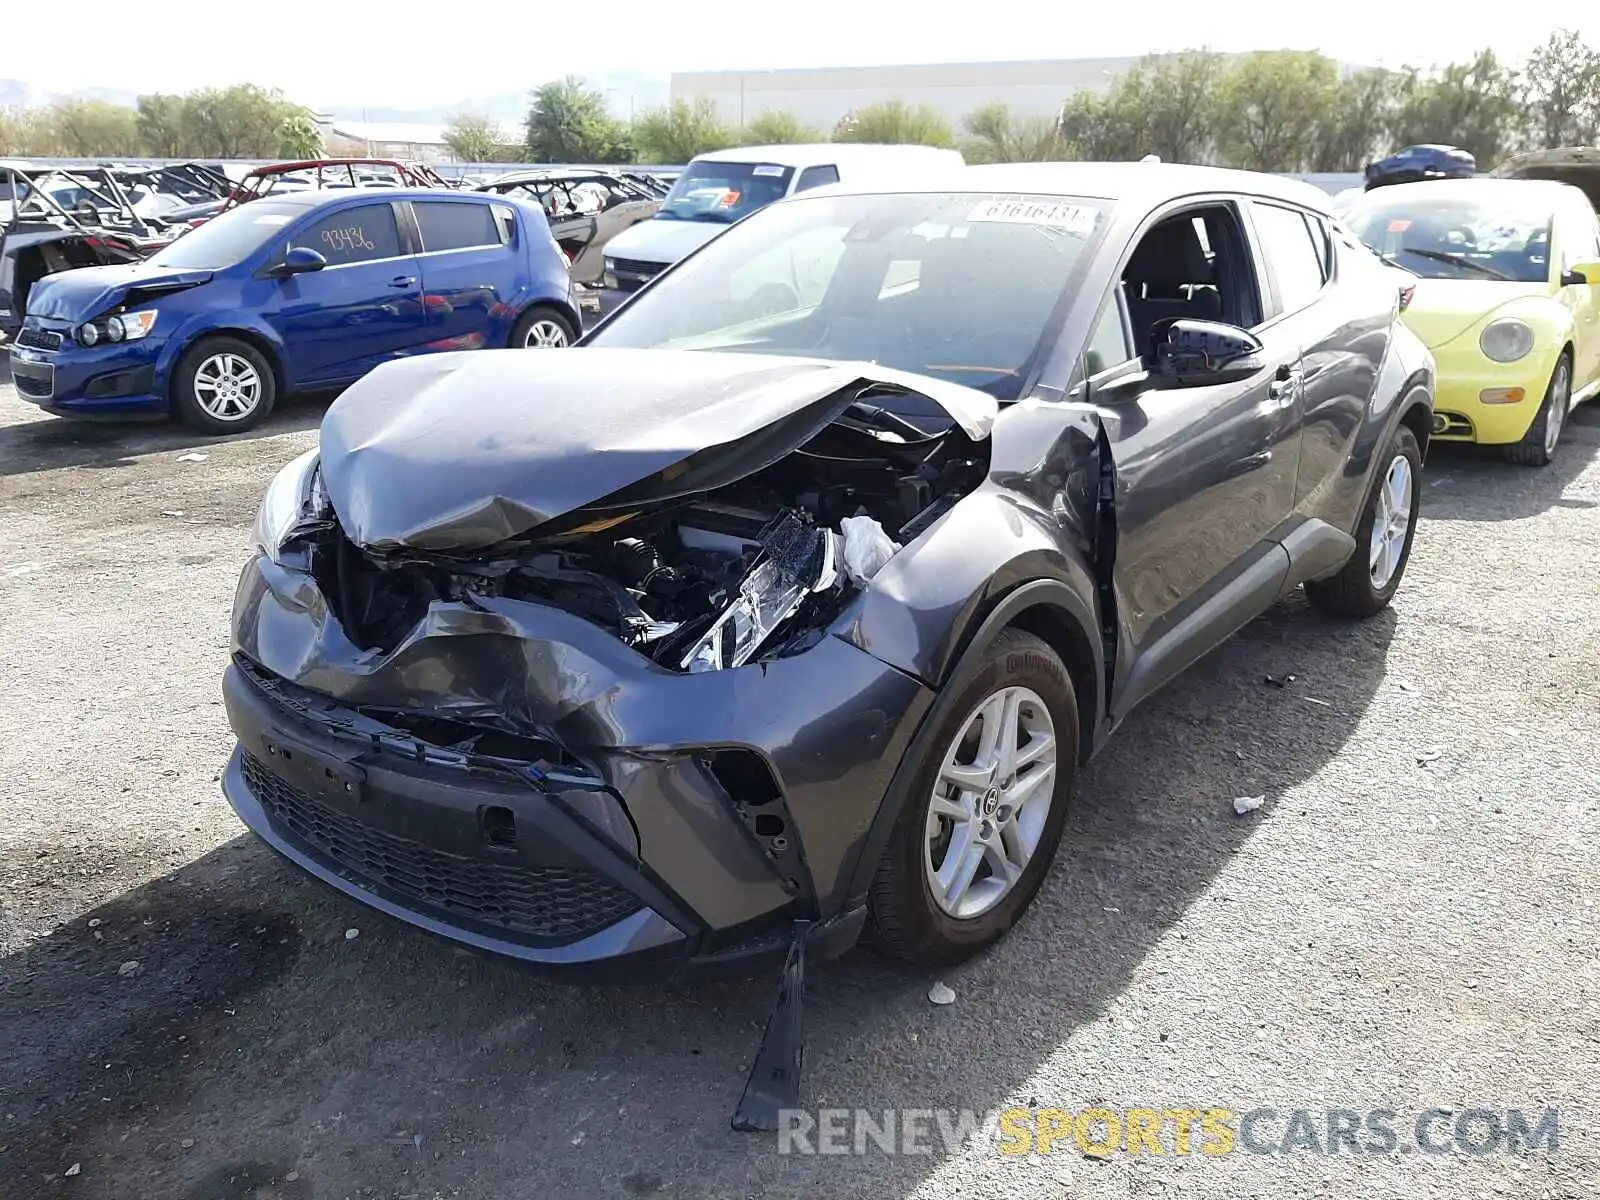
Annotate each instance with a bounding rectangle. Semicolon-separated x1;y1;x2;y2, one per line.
220;162;1434;1125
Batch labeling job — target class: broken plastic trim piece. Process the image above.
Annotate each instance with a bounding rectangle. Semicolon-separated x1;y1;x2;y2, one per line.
731;919;810;1132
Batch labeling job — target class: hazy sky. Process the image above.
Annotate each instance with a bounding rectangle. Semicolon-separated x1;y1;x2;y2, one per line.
12;1;1600;108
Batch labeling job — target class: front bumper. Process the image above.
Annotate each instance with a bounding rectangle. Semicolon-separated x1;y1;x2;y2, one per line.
223;554;934;977
1428;352;1556;445
7;322;170;417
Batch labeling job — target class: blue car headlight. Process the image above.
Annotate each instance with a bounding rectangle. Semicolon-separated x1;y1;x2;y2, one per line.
77;309;158;346
250;448;326;563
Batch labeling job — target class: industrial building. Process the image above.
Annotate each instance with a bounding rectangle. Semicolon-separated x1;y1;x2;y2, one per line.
671;56;1153;134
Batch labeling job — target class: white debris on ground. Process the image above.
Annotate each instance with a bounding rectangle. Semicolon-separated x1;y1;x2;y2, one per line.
1233;795;1266;815
928;981;957;1006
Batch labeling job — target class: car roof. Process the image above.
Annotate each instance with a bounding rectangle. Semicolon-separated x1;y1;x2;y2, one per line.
1347;177;1576;203
491;167;616;183
252;187;494;210
691;143;959;168
810;160;1338;210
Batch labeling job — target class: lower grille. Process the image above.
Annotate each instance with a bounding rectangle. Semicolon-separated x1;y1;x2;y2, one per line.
609;257;665;279
240;752;642;943
1433;411;1474;437
15;327;63;351
13;368;53;400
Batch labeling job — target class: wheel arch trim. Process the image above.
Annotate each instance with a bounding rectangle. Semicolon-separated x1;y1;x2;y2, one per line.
838;578;1103;911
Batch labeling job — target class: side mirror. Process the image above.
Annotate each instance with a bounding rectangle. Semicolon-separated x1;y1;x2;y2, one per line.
1562;261;1600;286
274;245;327;277
1145;318;1266;387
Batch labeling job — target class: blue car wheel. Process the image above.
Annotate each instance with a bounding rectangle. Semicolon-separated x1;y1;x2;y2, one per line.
173;336;278;435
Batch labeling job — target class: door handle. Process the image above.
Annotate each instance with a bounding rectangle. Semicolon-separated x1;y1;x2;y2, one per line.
1268;370;1302;402
388;275;416;288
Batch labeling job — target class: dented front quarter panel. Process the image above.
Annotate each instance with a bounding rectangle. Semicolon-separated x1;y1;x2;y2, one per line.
232;553;936;925
835;396;1107;689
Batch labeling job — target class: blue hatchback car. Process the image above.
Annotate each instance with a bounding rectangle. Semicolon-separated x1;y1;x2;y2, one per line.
7;188;579;432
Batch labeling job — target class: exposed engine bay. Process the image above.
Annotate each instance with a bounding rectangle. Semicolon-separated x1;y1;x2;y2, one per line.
305;390;989;672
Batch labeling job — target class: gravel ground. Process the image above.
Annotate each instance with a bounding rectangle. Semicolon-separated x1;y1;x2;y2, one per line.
1;368;1597;1200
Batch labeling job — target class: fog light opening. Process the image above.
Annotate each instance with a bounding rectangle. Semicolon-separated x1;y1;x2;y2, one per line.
481;804;517;848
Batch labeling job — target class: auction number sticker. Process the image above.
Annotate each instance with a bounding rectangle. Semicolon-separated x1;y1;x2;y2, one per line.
967;199;1099;234
321;225;375;253
752;164;786;176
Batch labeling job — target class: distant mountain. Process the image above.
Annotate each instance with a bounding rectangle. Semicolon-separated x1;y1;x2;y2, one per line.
320;70;670;128
1;70;670;128
0;79;139;108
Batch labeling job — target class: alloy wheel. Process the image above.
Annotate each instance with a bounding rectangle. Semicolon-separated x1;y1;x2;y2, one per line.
1368;453;1413;591
523;319;569;348
1545;359;1570;458
193;353;262;421
923;685;1058;920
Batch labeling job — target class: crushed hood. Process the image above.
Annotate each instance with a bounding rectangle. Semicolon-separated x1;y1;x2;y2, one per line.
601;217;725;266
318;347;997;554
23;260;212;322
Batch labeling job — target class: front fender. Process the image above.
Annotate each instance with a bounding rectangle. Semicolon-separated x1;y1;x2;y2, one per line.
154;311;289;385
833;487;1102;690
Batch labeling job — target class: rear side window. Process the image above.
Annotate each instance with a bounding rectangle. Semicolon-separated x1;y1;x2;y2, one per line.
414;201;504;252
1253;202;1327;315
795;165;840;193
290;203;401;266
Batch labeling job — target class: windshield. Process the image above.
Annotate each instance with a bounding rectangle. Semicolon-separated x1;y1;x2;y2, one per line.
589;191;1106;398
145;199;305;270
653;161;795;224
1342;188;1553;283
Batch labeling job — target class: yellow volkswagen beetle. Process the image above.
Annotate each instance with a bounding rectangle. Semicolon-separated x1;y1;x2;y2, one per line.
1341;178;1600;466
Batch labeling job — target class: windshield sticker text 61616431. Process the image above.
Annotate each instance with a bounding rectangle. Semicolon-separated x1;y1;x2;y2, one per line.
966;199;1099;235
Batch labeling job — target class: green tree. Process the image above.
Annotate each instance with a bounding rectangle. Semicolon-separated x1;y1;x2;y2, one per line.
525;76;631;163
1215;51;1339;171
1521;29;1600;148
1389;50;1520;166
633;98;733;161
47;98;141;156
961;101;1063;162
275;111;322;158
742;109;820;146
182;84;299;157
0;106;54;156
443;111;506;162
1057;90;1142;160
135;93;188;156
832;99;954;147
1117;50;1227;163
1311;68;1401;171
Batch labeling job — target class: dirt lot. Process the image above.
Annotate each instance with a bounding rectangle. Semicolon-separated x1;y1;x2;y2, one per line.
1;369;1597;1200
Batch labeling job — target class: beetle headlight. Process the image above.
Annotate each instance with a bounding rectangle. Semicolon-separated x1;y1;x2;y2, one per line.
1479;318;1535;363
250;449;326;564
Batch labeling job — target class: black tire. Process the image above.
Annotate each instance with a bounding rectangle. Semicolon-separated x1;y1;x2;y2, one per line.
171;335;277;434
1305;424;1422;618
510;305;577;349
867;628;1078;967
1502;353;1570;467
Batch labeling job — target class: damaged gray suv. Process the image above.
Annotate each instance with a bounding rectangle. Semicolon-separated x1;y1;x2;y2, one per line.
222;163;1434;1127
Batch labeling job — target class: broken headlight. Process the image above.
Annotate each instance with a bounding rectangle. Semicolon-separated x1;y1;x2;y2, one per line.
250;448;326;564
681;516;840;673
